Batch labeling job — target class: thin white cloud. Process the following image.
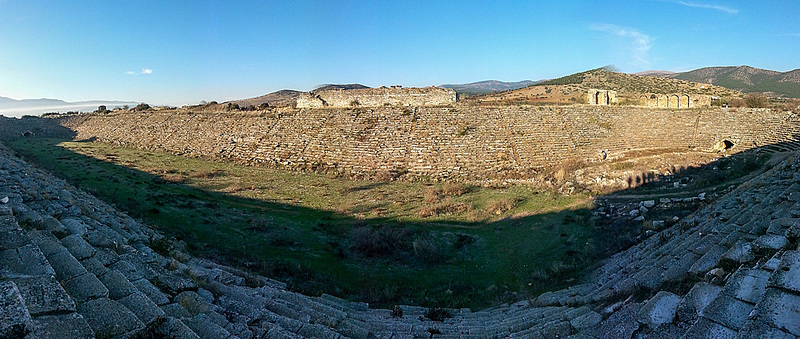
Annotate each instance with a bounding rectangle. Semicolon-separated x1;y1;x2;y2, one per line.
125;68;153;76
590;23;653;69
672;1;738;14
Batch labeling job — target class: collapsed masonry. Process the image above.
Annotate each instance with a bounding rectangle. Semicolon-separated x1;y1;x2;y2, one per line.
296;86;456;108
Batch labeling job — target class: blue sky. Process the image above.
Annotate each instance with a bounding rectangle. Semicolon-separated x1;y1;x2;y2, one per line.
1;1;798;106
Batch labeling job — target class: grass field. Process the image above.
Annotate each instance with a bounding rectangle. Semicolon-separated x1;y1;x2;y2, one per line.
9;138;604;309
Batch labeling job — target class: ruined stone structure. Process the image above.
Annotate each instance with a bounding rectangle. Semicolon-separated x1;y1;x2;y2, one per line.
587;89;618;105
636;93;714;109
296;86;456;108
588;89;714;108
1;137;799;338
54;106;800;180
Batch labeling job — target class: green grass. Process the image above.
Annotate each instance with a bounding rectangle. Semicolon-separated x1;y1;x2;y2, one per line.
9;138;603;309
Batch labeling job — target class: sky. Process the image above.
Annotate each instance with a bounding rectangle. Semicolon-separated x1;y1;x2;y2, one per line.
1;0;798;106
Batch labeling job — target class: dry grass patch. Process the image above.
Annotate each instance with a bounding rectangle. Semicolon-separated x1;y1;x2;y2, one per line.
418;199;472;218
485;197;518;215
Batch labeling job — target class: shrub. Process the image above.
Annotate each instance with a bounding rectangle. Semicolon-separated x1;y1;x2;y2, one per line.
418;199;472;218
412;236;447;264
349;100;360;107
349;226;410;257
133;103;151;111
425;307;451;321
456;124;474;136
391;305;404;318
744;92;768;108
486;198;516;215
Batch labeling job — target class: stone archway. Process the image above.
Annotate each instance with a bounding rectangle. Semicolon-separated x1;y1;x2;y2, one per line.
682;94;691;108
669;95;679;109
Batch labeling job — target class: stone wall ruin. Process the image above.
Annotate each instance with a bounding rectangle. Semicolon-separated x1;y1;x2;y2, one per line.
587;89;617;105
52;106;800;181
636;93;714;108
296;86;456;108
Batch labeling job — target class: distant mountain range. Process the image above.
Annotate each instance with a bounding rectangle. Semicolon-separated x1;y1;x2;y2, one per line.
440;80;540;96
0;96;139;118
639;66;800;98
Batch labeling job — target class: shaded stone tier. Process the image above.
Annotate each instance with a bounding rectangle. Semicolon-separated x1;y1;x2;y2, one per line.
1;140;800;337
56;106;800;180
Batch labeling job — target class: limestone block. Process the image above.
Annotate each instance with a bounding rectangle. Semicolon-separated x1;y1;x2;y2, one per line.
751;288;800;336
154;317;200;339
569;309;602;331
47;248;88;282
682;317;737;339
720;241;755;265
0;229;31;251
153;270;198;295
676;282;722;323
60;234;96;260
701;295;753;330
77;298;145;338
98;269;137;300
737;320;797;339
754;234;789;252
40;215;68;238
62;272;109;303
183;313;232;339
161;303;192;319
79;256;108;277
592;303;641;339
108;259;144;281
27;313;94;339
3;244;56;278
118;291;166;326
12;275;76;315
0;281;32;338
637;291;681;327
60;217;89;236
174;290;213;316
689;245;725;275
722;268;770;304
131;278;170;306
769;251;800;293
